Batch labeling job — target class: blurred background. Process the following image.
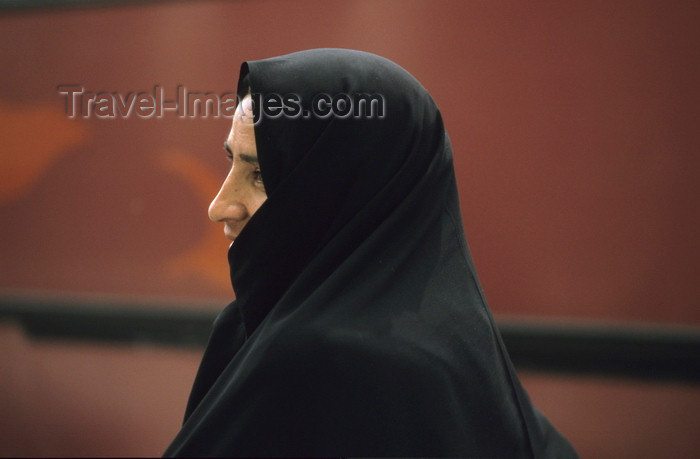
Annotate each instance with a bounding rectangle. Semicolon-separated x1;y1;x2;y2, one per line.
0;0;698;456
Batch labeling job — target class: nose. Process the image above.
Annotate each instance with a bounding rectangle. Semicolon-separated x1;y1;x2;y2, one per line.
208;175;249;224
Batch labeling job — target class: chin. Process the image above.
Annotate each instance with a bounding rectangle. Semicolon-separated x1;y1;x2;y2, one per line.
224;227;238;242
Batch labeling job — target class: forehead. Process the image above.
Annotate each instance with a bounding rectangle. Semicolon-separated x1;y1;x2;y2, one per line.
236;94;255;123
227;95;256;151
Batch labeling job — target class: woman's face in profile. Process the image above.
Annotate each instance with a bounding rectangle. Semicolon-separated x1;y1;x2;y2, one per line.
208;95;267;242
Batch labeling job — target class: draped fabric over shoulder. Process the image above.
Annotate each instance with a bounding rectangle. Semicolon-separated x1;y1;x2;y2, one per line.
164;49;577;458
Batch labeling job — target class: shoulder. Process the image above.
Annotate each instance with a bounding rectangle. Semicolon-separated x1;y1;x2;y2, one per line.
258;322;450;399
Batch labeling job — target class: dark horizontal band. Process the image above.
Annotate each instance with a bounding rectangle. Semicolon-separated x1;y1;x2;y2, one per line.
1;293;698;382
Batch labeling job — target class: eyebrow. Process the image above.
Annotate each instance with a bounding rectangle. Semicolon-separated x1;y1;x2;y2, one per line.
240;153;259;165
223;142;259;165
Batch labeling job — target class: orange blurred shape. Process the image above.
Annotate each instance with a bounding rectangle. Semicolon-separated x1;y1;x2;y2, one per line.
159;149;231;291
0;103;87;204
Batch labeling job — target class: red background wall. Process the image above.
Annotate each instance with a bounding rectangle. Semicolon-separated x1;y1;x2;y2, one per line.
1;1;698;457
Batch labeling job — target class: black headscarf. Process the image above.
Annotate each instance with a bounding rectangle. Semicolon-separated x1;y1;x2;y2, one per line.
164;49;577;458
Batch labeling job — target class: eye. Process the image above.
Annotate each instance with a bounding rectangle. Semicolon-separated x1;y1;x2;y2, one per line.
253;168;264;185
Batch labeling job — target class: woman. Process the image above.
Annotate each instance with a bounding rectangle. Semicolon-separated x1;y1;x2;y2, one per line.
164;49;577;457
